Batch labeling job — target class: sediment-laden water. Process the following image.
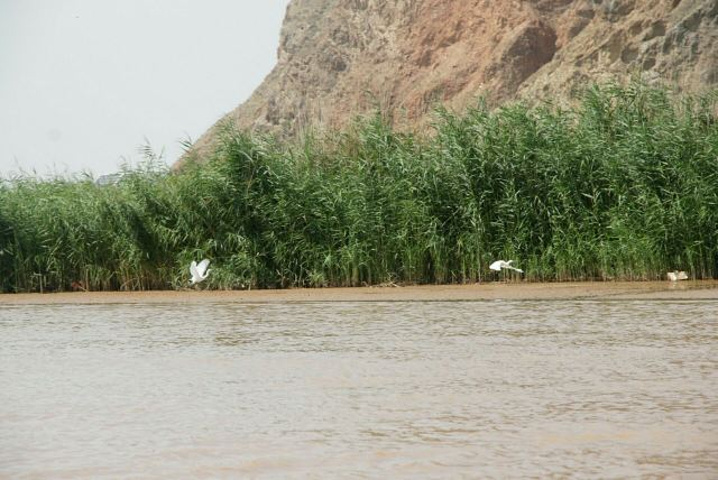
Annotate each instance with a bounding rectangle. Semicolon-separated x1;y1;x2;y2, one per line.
1;300;716;478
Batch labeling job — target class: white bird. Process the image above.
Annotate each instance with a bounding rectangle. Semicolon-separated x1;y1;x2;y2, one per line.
667;270;688;282
190;259;211;285
489;260;524;274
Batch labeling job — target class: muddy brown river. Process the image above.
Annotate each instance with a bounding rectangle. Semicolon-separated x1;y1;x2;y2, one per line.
1;294;717;478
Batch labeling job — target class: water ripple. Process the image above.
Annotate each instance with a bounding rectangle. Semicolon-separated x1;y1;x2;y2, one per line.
1;299;716;478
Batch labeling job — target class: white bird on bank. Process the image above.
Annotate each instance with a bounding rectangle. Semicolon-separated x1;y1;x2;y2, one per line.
489;260;524;274
667;270;688;282
190;259;211;285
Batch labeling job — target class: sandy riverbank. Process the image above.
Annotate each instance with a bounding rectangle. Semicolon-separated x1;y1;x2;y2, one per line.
2;281;718;305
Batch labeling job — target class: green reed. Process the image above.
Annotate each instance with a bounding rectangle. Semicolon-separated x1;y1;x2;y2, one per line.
1;81;716;292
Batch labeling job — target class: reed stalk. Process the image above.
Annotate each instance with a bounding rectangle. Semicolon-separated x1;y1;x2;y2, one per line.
1;81;715;292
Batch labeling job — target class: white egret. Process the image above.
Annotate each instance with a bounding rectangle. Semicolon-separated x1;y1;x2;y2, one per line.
190;259;211;285
667;270;688;281
489;260;524;274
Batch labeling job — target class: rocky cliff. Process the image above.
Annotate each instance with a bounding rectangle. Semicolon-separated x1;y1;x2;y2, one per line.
185;0;717;161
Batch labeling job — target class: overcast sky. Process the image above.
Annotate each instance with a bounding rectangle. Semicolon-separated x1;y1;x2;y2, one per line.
0;1;290;177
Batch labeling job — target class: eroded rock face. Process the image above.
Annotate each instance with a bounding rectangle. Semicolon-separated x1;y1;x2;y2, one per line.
521;0;718;102
184;0;717;162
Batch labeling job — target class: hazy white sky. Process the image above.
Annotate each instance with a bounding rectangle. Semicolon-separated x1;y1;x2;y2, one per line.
0;0;290;177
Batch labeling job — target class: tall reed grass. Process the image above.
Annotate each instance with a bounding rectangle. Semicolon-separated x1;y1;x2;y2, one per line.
1;81;716;292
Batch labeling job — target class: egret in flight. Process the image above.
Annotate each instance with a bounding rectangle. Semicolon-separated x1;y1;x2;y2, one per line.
190;259;211;285
489;260;524;274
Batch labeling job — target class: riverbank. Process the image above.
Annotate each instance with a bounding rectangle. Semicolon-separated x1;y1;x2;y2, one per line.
2;280;718;305
3;83;717;293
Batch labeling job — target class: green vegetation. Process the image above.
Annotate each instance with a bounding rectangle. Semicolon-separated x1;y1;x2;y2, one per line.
1;81;717;292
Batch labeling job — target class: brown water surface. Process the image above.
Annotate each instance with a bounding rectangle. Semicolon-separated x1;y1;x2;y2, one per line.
1;297;717;478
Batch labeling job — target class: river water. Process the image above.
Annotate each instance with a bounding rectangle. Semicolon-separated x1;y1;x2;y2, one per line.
1;299;716;478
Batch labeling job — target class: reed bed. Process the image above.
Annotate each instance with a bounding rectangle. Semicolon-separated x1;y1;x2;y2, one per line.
1;82;716;292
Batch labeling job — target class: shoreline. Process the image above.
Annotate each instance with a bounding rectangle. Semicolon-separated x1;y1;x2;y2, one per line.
2;280;718;305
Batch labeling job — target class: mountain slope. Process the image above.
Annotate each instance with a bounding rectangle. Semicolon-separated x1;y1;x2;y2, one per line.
184;0;717;163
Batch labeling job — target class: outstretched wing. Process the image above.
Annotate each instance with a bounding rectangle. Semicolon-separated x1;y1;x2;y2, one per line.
197;259;210;276
504;261;523;273
189;260;199;278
